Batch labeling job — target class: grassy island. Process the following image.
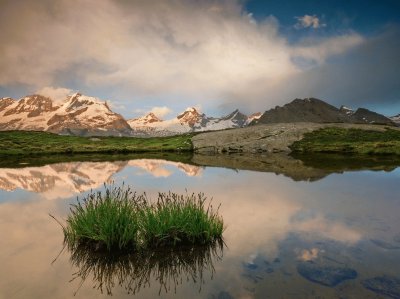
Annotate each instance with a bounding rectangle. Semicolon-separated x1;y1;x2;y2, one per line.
290;127;400;155
0;130;193;156
56;185;224;252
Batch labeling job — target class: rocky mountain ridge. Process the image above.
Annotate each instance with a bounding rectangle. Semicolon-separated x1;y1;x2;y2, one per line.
251;98;394;126
128;107;255;136
0;93;396;136
0;93;131;136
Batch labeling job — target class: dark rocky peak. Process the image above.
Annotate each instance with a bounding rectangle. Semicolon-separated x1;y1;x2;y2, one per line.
220;109;248;126
253;97;346;125
353;108;394;125
221;109;245;119
286;98;339;111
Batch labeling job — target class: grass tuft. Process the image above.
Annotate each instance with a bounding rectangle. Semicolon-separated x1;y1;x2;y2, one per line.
59;184;224;252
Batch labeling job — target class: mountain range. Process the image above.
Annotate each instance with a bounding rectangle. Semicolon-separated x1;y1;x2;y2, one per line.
0;93;397;136
128;108;261;136
0;93;131;136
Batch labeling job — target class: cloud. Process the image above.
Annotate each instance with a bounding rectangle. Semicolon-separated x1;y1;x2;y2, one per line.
291;34;364;65
107;100;126;111
0;0;295;100
0;1;398;114
295;14;326;29
149;106;173;118
35;86;72;104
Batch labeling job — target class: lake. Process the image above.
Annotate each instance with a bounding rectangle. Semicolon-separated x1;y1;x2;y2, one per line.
0;153;399;298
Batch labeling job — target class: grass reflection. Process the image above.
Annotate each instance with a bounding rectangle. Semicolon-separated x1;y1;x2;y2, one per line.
67;239;224;295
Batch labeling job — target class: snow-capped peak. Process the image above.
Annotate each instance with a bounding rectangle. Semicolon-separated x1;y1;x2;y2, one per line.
128;112;162;126
0;92;131;136
177;107;204;126
142;112;161;122
184;107;198;113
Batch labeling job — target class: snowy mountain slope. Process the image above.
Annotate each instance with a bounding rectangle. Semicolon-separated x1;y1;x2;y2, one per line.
0;95;58;131
128;108;252;135
0;93;132;136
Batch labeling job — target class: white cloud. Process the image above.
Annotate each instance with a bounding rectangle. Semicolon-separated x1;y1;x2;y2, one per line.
107;100;126;111
295;14;326;29
149;106;173;118
0;1;398;113
35;86;72;104
291;33;364;65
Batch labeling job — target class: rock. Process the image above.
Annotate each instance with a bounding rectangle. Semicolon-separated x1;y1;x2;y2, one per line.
244;262;258;270
208;291;234;299
362;275;400;299
297;262;357;287
192;122;394;154
218;291;234;299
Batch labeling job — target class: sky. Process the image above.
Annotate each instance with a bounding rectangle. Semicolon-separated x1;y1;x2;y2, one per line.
0;0;399;118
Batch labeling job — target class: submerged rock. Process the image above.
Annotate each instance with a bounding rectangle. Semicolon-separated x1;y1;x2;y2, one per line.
297;262;357;287
362;275;400;299
370;239;400;250
208;291;234;299
244;262;258;270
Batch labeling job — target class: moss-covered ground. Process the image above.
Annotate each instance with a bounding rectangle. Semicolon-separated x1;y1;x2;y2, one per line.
290;127;400;155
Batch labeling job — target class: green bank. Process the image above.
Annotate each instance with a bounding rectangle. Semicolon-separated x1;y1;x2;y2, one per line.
1;126;400;158
291;127;400;155
0;130;193;156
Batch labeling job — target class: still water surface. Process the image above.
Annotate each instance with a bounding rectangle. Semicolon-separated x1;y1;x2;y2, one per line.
0;156;399;298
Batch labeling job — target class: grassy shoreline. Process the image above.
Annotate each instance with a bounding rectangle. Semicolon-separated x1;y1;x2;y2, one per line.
2;127;400;158
290;127;400;155
0;130;194;156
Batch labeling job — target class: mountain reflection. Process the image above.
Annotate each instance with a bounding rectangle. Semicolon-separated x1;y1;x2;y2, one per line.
0;159;203;196
67;241;224;296
0;154;398;196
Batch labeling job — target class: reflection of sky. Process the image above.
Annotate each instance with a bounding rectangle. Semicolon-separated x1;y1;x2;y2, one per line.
0;161;399;298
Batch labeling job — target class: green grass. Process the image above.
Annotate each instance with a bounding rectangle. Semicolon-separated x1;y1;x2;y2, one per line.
0;130;193;156
290;127;400;155
57;184;224;251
